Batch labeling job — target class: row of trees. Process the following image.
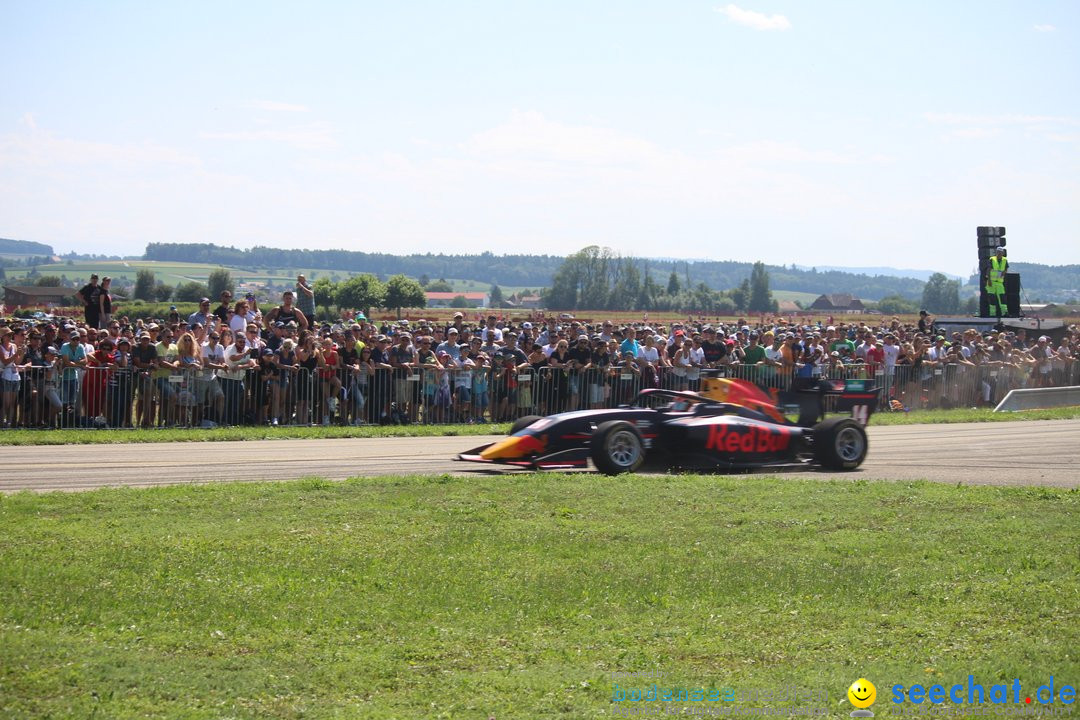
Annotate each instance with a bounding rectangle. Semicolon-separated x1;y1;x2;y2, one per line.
129;269;429;317
143;242;932;301
111;263;975;317
542;247;778;313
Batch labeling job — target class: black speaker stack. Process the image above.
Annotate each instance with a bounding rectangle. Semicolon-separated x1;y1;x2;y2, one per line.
976;226;1020;318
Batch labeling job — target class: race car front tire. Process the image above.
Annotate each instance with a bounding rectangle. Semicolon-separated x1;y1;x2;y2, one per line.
812;417;868;470
591;421;646;475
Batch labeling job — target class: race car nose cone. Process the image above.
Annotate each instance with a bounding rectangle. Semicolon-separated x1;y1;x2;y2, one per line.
480;434;546;460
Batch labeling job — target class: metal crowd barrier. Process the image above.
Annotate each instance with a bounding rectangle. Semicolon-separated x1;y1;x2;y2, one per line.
2;358;1076;429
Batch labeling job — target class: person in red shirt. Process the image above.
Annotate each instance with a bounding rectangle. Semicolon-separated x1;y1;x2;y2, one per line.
319;336;341;424
864;338;885;377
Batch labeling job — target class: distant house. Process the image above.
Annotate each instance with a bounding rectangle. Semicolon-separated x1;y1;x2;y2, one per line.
425;291;489;308
776;300;802;313
517;294;542;309
506;293;542;309
3;285;75;308
808;293;865;313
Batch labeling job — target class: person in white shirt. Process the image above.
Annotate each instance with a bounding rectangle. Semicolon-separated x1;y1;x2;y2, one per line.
926;337;948;363
197;331;227;423
638;335;660;368
882;334;900;372
219;331;256;425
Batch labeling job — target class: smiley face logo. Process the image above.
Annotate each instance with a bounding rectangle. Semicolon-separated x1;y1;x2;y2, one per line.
848;678;877;710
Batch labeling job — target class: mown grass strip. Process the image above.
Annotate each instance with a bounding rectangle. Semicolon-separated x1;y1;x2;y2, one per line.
0;422;512;445
0;407;1076;445
1;474;1076;719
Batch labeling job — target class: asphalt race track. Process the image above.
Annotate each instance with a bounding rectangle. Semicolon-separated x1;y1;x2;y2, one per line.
2;419;1078;492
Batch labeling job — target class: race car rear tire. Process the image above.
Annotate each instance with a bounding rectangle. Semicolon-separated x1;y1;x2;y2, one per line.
591;421;646;475
813;417;868;470
510;415;543;434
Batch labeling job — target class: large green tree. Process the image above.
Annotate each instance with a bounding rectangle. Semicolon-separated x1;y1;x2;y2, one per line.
312;277;336;317
730;278;751;311
133;269;156;301
608;259;641;311
174;281;210;303
383;275;427;318
876;294;918;315
207;269;234;298
666;271;681;296
154;281;173;302
335;274;385;314
426;279;453;292
748;261;777;312
921;273;960;314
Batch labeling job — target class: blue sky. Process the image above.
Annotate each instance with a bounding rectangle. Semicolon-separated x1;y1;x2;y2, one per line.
1;1;1077;276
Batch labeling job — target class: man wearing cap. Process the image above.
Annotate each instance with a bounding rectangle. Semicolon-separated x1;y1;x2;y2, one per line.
220;329;257;425
436;327;462;363
132;332;158;427
389;332;417;423
700;327;728;369
188;299;213;328
985;246;1009;318
519;321;535;350
104;337;134;427
152;327;179;425
448;311;466;337
59;329;88;418
199;329;227;423
742;331;767;367
1032;336;1054;387
76;274;101;329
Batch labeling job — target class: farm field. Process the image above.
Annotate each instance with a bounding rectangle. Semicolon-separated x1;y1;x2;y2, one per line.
7;261;535;295
1;474;1076;719
8;260;342;287
770;289;819;305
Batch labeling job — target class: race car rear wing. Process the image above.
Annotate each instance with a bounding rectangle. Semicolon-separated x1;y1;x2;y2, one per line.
779;378;879;426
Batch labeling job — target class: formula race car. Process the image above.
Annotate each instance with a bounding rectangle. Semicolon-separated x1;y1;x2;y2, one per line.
456;375;878;475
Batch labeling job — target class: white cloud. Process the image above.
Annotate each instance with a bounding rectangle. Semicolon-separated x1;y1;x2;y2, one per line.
720;139;859;165
462;110;667;169
715;4;791;31
1033;24;1056;32
950;127;1001;140
0;125;199;168
200;122;337;150
249;100;310;112
924;112;1079;141
924;112;1079;127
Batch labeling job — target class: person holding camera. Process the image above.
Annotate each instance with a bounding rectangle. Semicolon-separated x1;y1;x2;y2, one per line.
296;274;316;328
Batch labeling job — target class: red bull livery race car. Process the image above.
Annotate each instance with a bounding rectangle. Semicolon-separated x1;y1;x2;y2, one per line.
457;375;878;475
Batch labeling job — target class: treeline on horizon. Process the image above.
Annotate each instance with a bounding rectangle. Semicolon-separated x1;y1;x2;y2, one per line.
142;242;931;301
0;237;53;256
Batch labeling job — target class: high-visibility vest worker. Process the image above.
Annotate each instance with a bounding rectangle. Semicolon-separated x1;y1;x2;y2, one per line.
988;251;1007;288
986;248;1009;318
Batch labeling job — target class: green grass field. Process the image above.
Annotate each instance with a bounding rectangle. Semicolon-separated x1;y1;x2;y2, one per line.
770;290;819;306
8;261;536;296
8;260;335;287
0;407;1076;446
1;475;1076;719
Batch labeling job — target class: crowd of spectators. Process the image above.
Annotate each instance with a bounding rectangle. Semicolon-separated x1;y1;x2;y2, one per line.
0;292;1076;429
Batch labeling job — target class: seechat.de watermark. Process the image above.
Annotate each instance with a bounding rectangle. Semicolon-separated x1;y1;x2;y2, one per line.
891;676;1075;709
